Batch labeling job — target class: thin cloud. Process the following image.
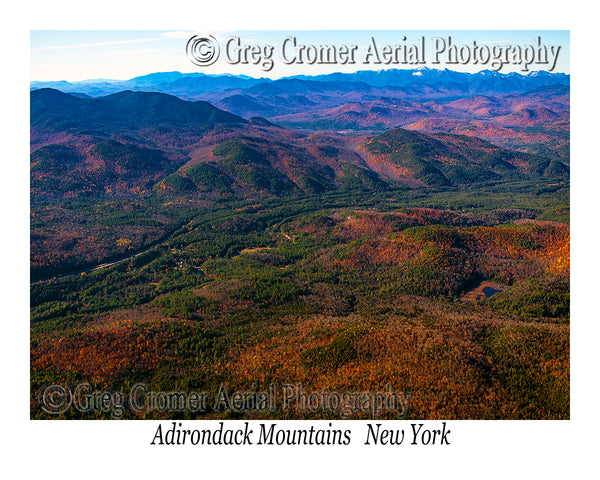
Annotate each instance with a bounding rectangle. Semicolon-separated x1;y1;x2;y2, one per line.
32;37;159;52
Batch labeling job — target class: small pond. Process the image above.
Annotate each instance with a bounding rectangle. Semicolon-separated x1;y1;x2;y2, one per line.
460;281;506;303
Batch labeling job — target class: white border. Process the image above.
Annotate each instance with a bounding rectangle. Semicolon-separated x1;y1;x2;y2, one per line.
4;1;598;478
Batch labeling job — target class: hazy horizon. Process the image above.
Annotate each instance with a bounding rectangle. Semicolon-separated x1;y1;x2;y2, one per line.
30;65;571;85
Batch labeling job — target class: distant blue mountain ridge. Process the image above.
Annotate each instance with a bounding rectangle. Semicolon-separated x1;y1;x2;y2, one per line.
30;68;569;100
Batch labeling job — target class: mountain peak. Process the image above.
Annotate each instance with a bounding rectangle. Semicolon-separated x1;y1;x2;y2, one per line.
31;88;248;137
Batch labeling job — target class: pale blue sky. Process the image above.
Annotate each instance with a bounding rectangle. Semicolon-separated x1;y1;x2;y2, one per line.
31;30;570;81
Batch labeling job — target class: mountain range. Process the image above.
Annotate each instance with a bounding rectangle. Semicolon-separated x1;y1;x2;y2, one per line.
31;87;568;203
32;69;569;160
30;68;569;99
